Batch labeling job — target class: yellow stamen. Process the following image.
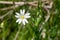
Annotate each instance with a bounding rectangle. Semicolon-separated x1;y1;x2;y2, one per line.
20;15;24;19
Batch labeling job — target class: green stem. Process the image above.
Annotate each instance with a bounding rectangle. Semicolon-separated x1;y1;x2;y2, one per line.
2;27;5;40
13;24;22;40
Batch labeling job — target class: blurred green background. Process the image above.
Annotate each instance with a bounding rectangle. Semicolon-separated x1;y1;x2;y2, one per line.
0;0;60;40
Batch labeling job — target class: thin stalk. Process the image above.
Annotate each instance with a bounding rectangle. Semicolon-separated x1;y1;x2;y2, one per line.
2;22;5;40
2;27;5;40
13;24;22;40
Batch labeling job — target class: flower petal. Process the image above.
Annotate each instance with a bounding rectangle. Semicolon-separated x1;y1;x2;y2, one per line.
16;12;20;16
18;19;22;24
25;13;30;16
22;19;25;25
16;19;20;23
24;15;31;18
24;19;28;23
20;9;22;13
15;15;19;18
22;9;25;14
20;9;25;15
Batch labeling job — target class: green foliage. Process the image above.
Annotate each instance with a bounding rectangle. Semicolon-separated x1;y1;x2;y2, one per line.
0;0;60;40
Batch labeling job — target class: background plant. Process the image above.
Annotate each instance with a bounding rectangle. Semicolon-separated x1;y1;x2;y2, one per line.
0;0;60;40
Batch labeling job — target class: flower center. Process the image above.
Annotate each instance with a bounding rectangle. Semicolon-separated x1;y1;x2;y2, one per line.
20;15;24;19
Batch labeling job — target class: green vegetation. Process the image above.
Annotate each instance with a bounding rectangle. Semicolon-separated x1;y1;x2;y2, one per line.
0;0;60;40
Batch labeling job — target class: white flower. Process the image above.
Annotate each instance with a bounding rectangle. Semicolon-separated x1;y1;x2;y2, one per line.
15;9;31;25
